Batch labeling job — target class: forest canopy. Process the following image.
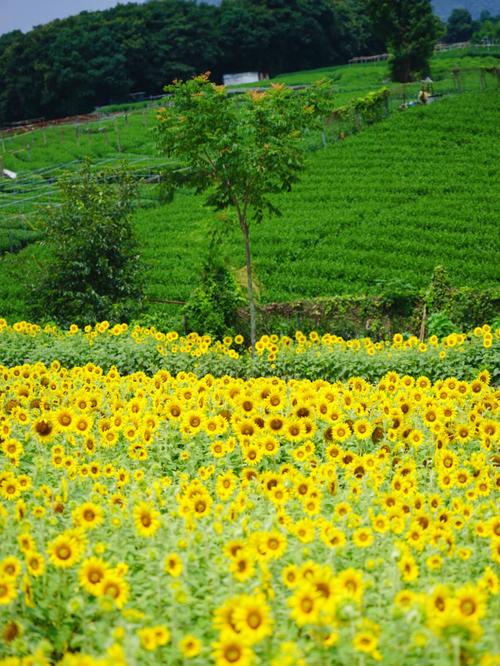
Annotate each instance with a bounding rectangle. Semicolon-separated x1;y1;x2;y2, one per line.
0;0;381;123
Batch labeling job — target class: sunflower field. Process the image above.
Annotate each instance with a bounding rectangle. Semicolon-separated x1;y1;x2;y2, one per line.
0;319;499;665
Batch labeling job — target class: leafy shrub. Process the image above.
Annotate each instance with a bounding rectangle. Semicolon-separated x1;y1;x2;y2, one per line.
426;311;456;338
183;232;244;338
29;162;144;327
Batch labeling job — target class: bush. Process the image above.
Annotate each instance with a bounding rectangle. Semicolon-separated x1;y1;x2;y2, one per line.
426;311;456;338
29;162;144;327
183;232;244;338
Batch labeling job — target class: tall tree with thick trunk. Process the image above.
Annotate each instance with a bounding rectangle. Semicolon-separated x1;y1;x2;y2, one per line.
156;74;331;352
365;0;441;82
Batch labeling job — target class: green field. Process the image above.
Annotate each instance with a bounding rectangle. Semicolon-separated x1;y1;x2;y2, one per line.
0;50;498;325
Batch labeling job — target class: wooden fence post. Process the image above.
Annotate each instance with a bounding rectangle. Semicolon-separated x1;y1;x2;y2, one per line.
419;304;427;342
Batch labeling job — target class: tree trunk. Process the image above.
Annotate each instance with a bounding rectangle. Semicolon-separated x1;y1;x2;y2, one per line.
240;216;257;356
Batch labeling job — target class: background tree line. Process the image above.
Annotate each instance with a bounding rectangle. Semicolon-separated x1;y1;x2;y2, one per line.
443;9;500;44
0;0;381;124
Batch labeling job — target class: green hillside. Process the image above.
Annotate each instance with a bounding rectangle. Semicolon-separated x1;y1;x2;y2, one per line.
1;90;498;325
0;52;498;326
138;92;499;302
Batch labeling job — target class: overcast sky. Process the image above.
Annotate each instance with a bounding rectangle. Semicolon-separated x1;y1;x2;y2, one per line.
0;0;147;36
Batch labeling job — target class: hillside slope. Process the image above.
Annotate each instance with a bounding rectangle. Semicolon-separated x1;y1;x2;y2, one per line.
0;90;497;324
138;91;499;308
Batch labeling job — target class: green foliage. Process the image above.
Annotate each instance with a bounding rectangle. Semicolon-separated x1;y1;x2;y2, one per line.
0;324;496;384
183;231;244;338
330;88;390;126
426;265;453;314
156;75;333;224
156;73;334;347
29;162;144;327
0;0;378;125
468;9;500;44
446;9;475;42
365;0;441;81
426;311;456;338
424;266;500;332
218;0;382;76
0;70;498;326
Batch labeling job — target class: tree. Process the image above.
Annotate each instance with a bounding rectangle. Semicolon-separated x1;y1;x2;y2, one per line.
0;0;377;124
30;162;143;326
446;8;474;43
365;0;441;82
156;74;331;351
472;14;500;44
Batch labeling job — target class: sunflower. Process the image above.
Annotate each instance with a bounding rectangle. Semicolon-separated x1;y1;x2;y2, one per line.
230;552;255;582
47;533;82;569
166;401;183;420
289;583;321;626
0;556;21;579
216;472;237;499
333;422;351;442
284;419;303;442
265;391;284;411
25;551;45;578
73;502;104;530
191;493;213;519
320;524;346;549
371;513;389;534
233;594;273;645
261;531;287;560
398;553;419;582
182;410;205;435
212;633;254;666
394;589;419;611
266;416;284;434
353;528;374;548
0;577;17;605
18;532;35;553
1;439;23;458
79;557;109;594
56;408;75;430
97;571;129;608
426;554;443;571
32;415;57;441
353;419;372;440
282;564;300;589
294;519;315;544
164;553;183;577
454;585;486;622
426;584;451;630
261;436;279;456
133;502;161;537
179;634;202;658
0;478;20;501
2;620;22;643
310;566;336;603
353;632;378;655
242;445;263;466
337;568;364;603
139;625;170;650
